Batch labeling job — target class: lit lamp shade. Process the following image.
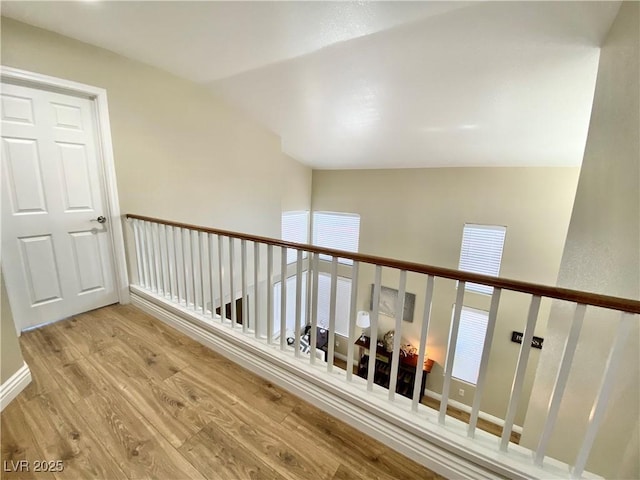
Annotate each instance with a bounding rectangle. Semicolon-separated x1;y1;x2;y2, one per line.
356;311;371;341
356;311;370;328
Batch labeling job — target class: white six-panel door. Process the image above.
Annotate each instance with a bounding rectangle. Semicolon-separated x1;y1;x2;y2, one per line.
1;82;118;331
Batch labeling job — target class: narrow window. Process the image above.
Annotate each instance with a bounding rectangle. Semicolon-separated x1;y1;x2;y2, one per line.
458;224;506;295
312;211;360;265
451;306;489;385
315;273;352;336
282;211;309;264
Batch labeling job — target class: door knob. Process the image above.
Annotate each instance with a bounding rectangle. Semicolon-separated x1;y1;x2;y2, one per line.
94;216;107;224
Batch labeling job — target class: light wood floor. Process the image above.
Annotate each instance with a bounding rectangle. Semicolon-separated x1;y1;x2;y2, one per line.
1;304;445;480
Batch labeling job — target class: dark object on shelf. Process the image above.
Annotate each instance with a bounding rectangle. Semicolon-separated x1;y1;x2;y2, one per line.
355;336;428;401
304;325;329;361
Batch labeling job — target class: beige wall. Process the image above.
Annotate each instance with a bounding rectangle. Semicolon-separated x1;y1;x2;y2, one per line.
521;3;639;478
282;154;313;212
1;18;311;239
312;167;580;425
1;271;25;384
1;18;311;296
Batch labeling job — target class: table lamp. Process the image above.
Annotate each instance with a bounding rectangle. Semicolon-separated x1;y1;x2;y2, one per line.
356;311;371;341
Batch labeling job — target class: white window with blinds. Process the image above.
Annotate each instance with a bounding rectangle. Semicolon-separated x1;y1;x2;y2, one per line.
315;273;352;336
273;272;307;336
458;224;506;295
272;272;351;337
312;212;360;265
282;211;309;264
451;306;489;385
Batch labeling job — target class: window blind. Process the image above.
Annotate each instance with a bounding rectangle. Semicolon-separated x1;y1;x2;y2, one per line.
315;273;352;336
458;224;506;295
282;211;309;264
272;272;351;338
451;306;489;385
312;212;360;265
272;272;307;336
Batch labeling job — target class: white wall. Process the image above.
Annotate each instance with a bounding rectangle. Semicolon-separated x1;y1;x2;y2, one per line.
521;3;639;478
312;166;580;426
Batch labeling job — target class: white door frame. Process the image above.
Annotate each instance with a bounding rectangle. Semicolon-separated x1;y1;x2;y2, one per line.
1;66;130;319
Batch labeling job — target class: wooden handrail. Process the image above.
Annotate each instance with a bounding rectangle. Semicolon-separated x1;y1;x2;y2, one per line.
126;214;640;314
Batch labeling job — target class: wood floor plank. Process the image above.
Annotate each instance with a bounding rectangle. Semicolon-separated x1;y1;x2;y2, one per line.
108;305;216;363
108;323;189;381
18;391;128;479
19;349;100;405
0;401;54;480
16;350;61;402
187;360;297;424
172;368;340;479
2;304;444;480
20;328;82;370
179;422;286;480
47;313;115;358
85;346;204;448
164;367;242;414
75;391;205;480
331;464;367;480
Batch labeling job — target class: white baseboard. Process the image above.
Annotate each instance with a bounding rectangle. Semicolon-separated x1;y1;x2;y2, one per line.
129;286;600;480
425;389;524;435
0;362;31;411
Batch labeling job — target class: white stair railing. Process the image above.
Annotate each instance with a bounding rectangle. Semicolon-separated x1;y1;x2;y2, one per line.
126;214;639;479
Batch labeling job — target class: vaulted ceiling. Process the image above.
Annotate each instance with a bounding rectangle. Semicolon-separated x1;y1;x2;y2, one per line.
2;1;621;169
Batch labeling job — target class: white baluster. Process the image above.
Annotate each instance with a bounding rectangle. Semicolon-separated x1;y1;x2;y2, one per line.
280;246;287;350
241;239;248;333
346;261;360;382
152;223;163;294
254;242;260;338
294;249;303;357
156;223;166;296
173;227;187;305
413;275;434;412
368;266;382;392
163;224;173;300
440;282;466;424
305;249;313;350
190;230;198;312
468;288;502;437
388;270;407;401
267;244;274;343
171;226;178;302
199;232;206;314
139;220;150;289
327;257;338;372
500;295;541;451
310;253;320;364
146;221;157;292
181;228;190;307
132;220;144;287
208;234;215;318
143;221;152;289
217;235;225;323
572;312;634;479
229;238;236;327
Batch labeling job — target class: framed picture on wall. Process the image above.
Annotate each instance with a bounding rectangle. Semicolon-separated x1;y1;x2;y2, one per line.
370;284;416;322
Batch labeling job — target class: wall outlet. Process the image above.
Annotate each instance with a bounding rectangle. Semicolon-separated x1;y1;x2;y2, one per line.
335;339;340;347
458;388;465;397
